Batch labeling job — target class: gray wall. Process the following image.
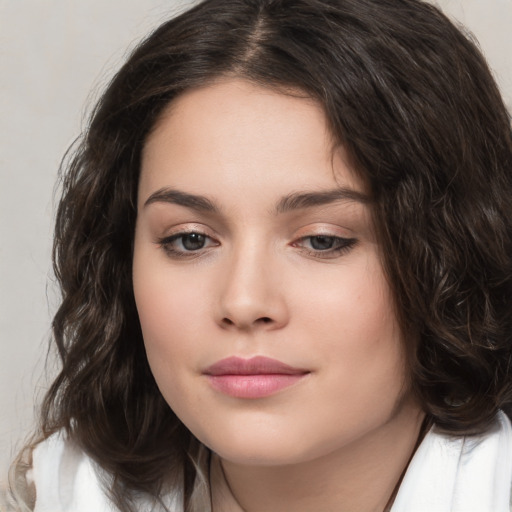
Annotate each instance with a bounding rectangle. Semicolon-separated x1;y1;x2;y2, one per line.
1;0;511;488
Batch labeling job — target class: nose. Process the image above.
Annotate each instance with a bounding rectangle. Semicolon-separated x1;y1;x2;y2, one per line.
215;242;289;332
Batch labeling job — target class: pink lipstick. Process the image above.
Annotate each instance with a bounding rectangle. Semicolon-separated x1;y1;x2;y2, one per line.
204;356;309;398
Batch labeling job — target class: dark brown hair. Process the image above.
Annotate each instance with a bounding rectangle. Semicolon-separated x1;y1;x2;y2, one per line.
27;0;512;510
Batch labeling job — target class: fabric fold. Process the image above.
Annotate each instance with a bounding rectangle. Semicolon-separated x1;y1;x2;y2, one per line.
392;411;512;512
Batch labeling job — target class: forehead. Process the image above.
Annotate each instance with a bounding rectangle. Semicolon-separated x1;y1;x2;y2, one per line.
139;78;365;206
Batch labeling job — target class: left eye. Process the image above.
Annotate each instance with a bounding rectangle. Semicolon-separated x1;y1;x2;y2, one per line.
294;235;357;256
307;235;337;250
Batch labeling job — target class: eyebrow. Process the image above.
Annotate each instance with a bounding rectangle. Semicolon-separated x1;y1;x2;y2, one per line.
144;188;218;212
274;188;371;214
143;187;371;214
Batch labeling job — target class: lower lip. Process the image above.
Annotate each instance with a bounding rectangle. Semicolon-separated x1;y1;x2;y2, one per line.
206;374;307;398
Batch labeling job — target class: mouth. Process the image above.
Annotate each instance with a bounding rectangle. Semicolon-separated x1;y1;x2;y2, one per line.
203;356;310;399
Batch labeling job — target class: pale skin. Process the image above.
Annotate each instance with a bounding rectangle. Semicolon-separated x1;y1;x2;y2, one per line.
133;78;425;512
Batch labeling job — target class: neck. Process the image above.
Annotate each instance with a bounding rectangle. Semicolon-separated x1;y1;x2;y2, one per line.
211;399;425;512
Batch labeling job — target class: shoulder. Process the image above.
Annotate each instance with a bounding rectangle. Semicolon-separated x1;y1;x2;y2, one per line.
28;432;183;512
28;431;117;512
392;411;512;512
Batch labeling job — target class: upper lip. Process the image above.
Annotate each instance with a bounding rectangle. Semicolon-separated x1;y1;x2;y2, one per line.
204;356;309;376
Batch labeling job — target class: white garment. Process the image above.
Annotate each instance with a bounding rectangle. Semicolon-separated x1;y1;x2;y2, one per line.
391;411;512;512
29;434;116;512
30;412;512;512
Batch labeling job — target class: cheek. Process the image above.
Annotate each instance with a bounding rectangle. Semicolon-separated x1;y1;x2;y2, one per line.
135;279;204;345
133;263;209;419
295;256;398;345
132;243;209;374
134;236;205;328
293;255;406;392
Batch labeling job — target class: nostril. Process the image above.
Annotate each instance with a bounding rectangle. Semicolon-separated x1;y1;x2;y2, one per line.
220;316;273;327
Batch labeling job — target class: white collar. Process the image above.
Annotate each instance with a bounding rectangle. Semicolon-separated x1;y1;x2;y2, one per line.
391;411;512;512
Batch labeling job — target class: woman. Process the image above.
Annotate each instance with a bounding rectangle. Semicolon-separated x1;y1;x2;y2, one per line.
9;0;512;511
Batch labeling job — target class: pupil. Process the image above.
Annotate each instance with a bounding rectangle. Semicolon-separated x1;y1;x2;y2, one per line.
182;233;205;250
310;236;334;250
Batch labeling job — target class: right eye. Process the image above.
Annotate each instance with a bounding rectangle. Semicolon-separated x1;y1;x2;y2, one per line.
158;231;219;258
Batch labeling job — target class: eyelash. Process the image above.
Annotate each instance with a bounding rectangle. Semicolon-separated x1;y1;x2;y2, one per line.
157;231;357;260
293;235;357;259
158;231;219;259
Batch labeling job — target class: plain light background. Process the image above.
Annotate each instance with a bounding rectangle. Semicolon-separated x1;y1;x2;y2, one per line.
1;0;511;489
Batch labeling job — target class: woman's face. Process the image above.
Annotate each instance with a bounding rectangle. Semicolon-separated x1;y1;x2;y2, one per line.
133;78;418;466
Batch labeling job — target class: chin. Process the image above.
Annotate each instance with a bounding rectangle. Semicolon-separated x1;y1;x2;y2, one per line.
211;442;314;467
195;422;342;467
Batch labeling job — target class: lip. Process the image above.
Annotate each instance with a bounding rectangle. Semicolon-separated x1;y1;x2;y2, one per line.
203;356;310;399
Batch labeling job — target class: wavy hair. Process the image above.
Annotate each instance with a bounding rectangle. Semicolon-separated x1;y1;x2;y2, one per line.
10;0;512;510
